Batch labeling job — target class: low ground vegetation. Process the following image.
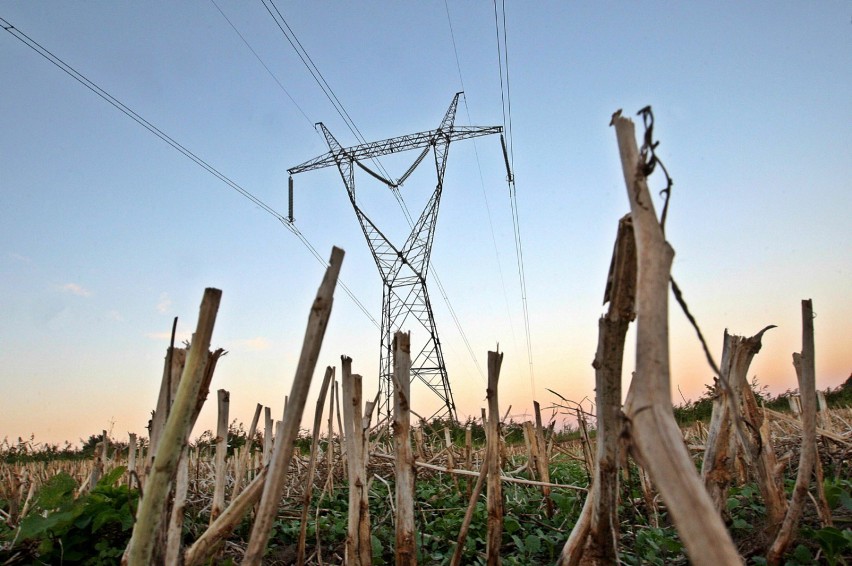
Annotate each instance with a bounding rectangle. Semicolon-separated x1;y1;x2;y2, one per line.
1;381;850;565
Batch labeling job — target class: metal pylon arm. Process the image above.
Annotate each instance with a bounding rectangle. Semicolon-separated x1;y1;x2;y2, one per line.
288;125;502;176
286;93;500;425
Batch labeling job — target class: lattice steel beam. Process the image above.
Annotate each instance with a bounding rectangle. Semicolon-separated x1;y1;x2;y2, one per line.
288;93;501;423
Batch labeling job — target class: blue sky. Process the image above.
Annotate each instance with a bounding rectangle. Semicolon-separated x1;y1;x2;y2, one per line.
1;1;849;446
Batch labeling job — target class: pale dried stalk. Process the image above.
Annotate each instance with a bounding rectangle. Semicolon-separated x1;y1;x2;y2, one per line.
559;495;593;566
767;300;818;564
326;373;336;494
342;356;372;566
86;441;104;493
127;433;137;489
762;408;848;445
815;391;834;433
486;350;504;566
612;112;742;565
702;327;781;522
165;450;189;565
370;452;586;490
243;246;344;566
738;332;788;528
560;213;636;565
146;318;179;474
576;410;594;478
701;336;736;511
522;422;537;480
812;447;833;528
533;401;553;517
233;403;262;499
297;366;334;566
126;287;222;566
444;427;459;493
392;332;416;566
211;389;230;523
263;407;273;466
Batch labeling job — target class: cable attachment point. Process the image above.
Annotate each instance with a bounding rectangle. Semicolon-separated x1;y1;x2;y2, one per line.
636;106;674;231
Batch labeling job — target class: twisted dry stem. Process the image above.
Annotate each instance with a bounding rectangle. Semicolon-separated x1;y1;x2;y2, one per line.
612;111;742;565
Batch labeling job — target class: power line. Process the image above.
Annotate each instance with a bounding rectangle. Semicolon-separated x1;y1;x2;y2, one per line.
0;16;379;330
443;2;519;379
492;0;536;398
260;0;393;183
210;0;314;130
500;0;515;171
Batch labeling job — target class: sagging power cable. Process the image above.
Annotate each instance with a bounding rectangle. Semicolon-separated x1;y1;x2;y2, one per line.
492;0;536;398
1;16;379;329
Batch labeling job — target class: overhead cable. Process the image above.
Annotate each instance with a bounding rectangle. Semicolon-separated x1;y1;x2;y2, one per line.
443;3;521;374
210;0;314;130
492;0;536;397
260;0;393;183
0;16;379;329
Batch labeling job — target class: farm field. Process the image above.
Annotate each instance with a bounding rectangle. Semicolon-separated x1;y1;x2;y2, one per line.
2;384;850;565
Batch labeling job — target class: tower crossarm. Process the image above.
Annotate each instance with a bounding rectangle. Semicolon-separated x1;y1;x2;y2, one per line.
288;125;502;176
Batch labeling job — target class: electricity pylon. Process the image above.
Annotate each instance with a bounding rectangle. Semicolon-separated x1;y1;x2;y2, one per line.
288;93;501;423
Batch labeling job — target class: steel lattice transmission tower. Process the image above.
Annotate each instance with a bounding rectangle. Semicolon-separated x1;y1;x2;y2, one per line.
288;93;501;422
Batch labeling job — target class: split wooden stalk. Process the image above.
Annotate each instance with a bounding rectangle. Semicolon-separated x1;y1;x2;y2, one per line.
816;391;832;431
767;300;818;564
703;327;784;526
126;287;222;566
146;318;178;474
392;332;416;566
327;372;336;494
242;246;344;566
165;451;189;565
233;403;262;499
444;427;459;493
532;401;553;517
127;433;137;488
612;111;742;565
164;349;224;565
560;213;637;565
88;439;104;491
297;366;334;566
263;406;273;466
738;334;786;520
522;422;538;480
211;389;230;523
342;356;372;566
701;334;737;512
485;350;504;566
576;409;594;480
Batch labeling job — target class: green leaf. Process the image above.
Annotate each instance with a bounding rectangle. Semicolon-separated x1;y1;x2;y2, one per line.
510;534;525;553
371;534;384;562
726;497;740;511
791;544;813;563
839;489;852;511
93;509;121;532
97;465;127;488
504;515;521;534
524;534;541;554
18;508;77;541
815;527;851;560
34;472;77;510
